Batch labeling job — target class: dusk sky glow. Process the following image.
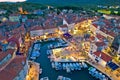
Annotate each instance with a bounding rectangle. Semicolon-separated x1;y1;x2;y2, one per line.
0;0;26;2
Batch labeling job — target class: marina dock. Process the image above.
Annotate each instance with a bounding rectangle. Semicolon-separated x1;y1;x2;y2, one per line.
26;61;40;80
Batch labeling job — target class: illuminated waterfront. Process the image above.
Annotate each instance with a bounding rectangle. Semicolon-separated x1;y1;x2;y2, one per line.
32;41;111;80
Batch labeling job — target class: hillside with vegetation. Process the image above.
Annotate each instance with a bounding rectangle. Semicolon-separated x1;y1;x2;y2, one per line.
28;0;120;6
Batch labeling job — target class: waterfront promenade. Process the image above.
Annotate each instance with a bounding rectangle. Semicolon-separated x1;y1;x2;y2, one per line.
86;60;120;80
26;61;40;80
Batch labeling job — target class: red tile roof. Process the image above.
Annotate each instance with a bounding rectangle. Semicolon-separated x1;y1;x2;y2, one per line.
59;24;68;28
30;26;43;31
0;52;8;61
95;42;106;47
5;21;19;26
10;33;21;40
0;56;26;80
100;27;116;37
90;36;95;41
96;34;105;40
106;31;116;37
0;49;15;61
0;34;6;41
12;25;26;35
92;24;98;28
93;51;112;62
100;28;108;33
43;26;57;30
103;20;111;25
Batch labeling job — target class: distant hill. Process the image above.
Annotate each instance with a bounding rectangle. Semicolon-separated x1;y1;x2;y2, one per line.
27;0;120;6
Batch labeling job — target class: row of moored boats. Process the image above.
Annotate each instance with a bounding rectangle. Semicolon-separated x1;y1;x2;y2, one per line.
30;43;41;60
88;67;109;80
47;38;68;49
52;62;88;73
40;76;71;80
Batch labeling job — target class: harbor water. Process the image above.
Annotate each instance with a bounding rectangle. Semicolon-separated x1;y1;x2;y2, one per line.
33;41;98;80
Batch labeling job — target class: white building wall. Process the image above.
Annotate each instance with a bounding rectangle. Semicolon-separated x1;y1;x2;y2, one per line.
68;23;75;31
88;53;96;62
59;27;68;33
43;28;57;34
30;30;43;37
88;53;107;67
98;59;107;67
90;43;97;53
63;19;68;26
97;30;108;38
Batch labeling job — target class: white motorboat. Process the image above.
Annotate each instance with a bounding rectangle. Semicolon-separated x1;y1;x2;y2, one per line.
57;76;71;80
79;63;83;68
65;63;69;69
73;63;77;70
99;74;107;80
51;62;55;68
39;69;42;74
48;44;53;49
35;51;40;57
66;67;71;73
47;50;52;55
30;56;36;60
98;73;103;80
69;63;74;71
76;63;81;70
40;77;49;80
62;63;66;70
89;67;96;75
94;71;99;78
55;62;59;69
58;63;62;69
82;62;88;68
34;44;40;49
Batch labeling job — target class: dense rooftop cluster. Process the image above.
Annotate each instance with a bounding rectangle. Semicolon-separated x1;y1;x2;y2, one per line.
0;4;120;80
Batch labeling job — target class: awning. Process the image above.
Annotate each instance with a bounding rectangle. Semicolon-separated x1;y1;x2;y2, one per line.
63;33;72;39
107;62;119;70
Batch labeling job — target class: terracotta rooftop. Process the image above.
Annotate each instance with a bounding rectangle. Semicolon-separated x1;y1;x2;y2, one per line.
9;33;21;40
0;49;15;61
95;42;106;47
92;24;98;28
96;34;105;40
11;25;26;35
100;28;108;33
43;26;57;30
0;56;26;80
90;36;95;41
59;24;68;28
30;26;43;31
93;51;112;62
0;34;6;41
106;31;116;37
5;21;19;26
